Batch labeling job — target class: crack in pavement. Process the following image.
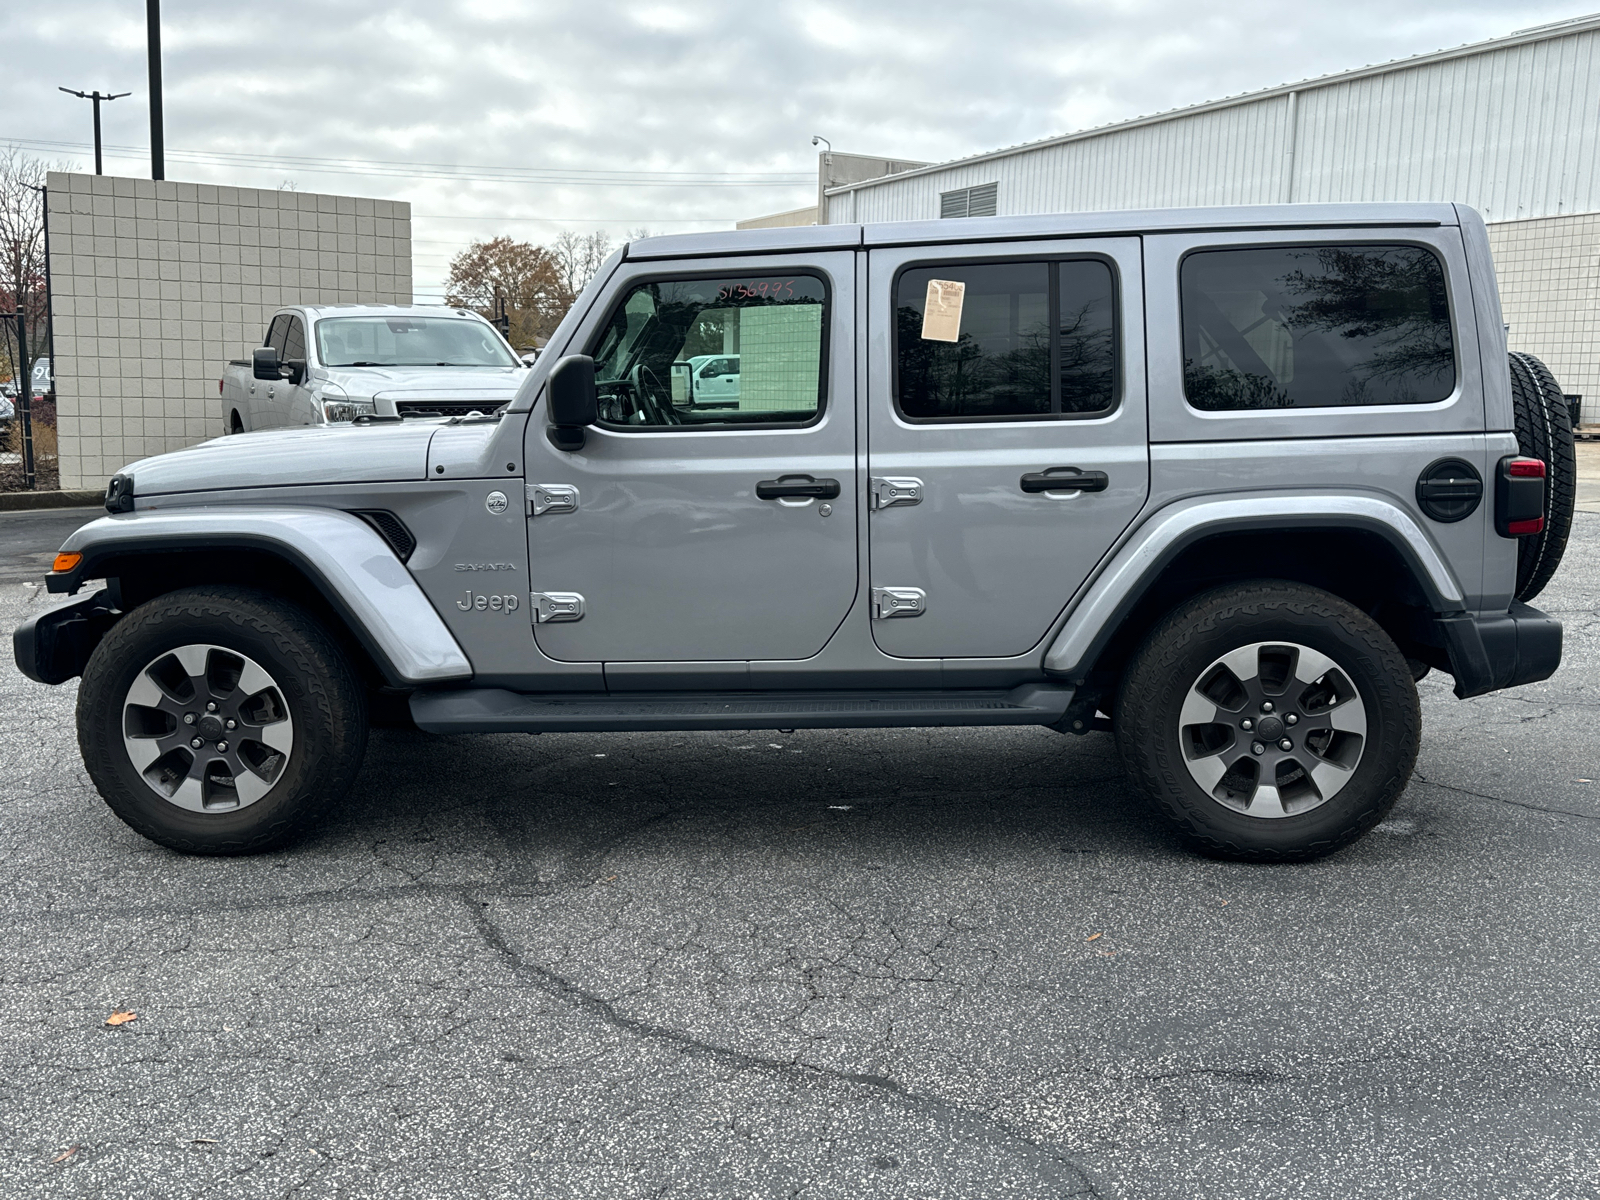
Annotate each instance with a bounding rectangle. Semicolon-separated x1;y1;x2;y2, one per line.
1413;771;1600;823
460;893;1104;1198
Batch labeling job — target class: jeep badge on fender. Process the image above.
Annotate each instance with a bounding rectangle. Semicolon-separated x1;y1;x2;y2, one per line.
456;592;520;612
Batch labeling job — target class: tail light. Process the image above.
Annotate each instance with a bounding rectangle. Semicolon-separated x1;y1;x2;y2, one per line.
1496;456;1545;537
218;379;223;395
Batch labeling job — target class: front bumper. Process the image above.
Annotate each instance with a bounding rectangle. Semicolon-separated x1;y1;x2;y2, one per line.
1439;602;1562;699
13;590;122;685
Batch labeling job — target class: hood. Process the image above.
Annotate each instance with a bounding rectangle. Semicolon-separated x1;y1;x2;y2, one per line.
322;365;525;398
119;423;441;497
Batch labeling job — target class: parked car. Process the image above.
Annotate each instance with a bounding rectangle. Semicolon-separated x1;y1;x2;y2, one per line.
219;304;527;432
18;202;1574;863
670;354;741;409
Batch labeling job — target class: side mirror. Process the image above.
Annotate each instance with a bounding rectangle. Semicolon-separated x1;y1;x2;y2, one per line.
252;347;283;381
283;360;307;387
546;354;597;451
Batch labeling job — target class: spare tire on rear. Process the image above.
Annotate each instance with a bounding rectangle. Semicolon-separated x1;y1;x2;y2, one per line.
1507;351;1576;601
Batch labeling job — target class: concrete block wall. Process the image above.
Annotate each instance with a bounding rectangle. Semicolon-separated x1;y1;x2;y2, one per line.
46;173;411;489
1487;212;1600;425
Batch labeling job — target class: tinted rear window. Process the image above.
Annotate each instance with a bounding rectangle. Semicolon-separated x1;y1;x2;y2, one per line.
1181;244;1455;410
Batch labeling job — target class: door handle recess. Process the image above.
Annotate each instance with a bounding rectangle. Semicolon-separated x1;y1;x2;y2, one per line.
1020;469;1108;494
756;475;841;500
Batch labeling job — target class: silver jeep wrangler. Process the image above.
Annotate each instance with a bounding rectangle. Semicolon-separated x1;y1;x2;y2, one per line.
17;203;1573;862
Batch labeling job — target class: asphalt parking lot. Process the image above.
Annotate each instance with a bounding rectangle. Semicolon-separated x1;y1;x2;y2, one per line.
1;507;1597;1199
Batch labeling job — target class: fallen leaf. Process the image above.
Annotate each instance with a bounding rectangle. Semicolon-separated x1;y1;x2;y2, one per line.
50;1147;78;1164
1220;899;1232;906
599;874;617;883
1085;933;1102;942
191;1138;218;1145
828;805;852;811
104;1011;137;1027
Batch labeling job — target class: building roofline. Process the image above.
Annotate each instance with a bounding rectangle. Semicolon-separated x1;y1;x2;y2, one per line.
824;13;1600;197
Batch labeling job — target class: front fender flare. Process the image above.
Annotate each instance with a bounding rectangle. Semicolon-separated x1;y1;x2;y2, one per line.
47;507;473;686
1042;492;1465;682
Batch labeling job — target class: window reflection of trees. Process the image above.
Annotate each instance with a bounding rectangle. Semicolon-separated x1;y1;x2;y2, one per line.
1184;246;1454;410
1059;298;1116;414
897;305;1052;418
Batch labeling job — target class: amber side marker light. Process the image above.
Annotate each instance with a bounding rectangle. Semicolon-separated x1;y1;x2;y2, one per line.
51;552;83;573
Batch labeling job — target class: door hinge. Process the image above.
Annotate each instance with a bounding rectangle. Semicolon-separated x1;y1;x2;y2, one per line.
526;483;579;517
530;591;585;623
870;476;924;509
872;586;926;619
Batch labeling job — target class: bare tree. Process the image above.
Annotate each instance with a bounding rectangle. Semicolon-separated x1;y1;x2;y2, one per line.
0;149;52;388
551;231;613;307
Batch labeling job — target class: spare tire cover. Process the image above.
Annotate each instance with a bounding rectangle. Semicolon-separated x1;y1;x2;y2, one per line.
1507;351;1576;601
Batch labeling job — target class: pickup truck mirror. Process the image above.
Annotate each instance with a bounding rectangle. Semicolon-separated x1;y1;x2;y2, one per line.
283;360;307;387
252;347;283;381
546;354;597;451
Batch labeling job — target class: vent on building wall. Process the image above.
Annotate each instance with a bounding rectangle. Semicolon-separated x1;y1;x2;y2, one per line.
939;182;999;219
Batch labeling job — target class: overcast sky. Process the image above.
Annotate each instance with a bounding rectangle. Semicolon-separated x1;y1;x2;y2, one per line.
3;0;1588;299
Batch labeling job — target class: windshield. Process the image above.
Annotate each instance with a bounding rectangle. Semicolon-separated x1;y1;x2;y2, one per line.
314;316;518;368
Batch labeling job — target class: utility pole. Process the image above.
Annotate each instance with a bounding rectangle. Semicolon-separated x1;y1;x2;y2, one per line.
147;0;164;180
57;88;130;175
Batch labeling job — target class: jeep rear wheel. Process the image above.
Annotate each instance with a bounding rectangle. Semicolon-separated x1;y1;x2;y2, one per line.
1116;581;1420;861
77;586;368;854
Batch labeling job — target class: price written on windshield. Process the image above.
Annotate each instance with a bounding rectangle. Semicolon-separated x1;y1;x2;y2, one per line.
717;280;798;301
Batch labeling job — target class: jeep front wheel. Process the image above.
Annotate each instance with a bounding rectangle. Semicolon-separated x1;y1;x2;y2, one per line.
1115;581;1420;861
77;586;368;854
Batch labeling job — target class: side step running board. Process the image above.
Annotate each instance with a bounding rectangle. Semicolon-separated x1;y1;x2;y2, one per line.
410;683;1073;735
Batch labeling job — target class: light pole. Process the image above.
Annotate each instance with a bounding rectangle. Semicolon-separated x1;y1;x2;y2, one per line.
147;0;164;180
811;136;833;223
57;88;130;175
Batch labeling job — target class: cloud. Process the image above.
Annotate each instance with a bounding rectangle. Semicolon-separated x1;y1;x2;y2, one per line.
4;0;1581;297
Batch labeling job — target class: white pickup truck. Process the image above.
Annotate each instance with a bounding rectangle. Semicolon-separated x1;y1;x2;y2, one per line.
220;304;527;432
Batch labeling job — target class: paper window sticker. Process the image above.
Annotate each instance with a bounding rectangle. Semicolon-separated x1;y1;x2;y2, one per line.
920;279;966;342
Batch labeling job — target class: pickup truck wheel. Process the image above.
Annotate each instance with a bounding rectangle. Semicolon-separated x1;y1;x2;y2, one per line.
76;586;368;855
1115;581;1420;862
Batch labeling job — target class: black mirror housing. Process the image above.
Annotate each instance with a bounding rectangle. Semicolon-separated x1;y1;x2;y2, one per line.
546;354;598;450
252;347;283;381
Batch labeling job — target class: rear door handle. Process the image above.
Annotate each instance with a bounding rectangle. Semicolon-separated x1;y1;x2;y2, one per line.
757;475;841;500
1020;468;1109;494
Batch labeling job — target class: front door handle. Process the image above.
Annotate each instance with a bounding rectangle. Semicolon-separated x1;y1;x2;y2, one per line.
756;475;841;500
1020;468;1109;494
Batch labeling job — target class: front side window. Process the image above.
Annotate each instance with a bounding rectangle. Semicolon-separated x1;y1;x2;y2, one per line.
1181;244;1456;410
895;259;1118;421
315;317;518;368
283;317;306;365
589;274;827;428
264;315;289;355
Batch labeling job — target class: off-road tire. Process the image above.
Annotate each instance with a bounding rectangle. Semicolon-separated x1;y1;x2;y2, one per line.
1508;351;1576;601
77;586;368;854
1115;581;1420;862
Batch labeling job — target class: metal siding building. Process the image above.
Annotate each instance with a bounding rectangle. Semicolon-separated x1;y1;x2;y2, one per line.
822;15;1600;419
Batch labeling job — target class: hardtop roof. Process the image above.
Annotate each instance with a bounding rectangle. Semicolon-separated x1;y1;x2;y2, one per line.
624;202;1462;260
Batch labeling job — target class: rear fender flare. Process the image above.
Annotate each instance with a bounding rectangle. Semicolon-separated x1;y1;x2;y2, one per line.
1042;492;1464;682
47;507;473;686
